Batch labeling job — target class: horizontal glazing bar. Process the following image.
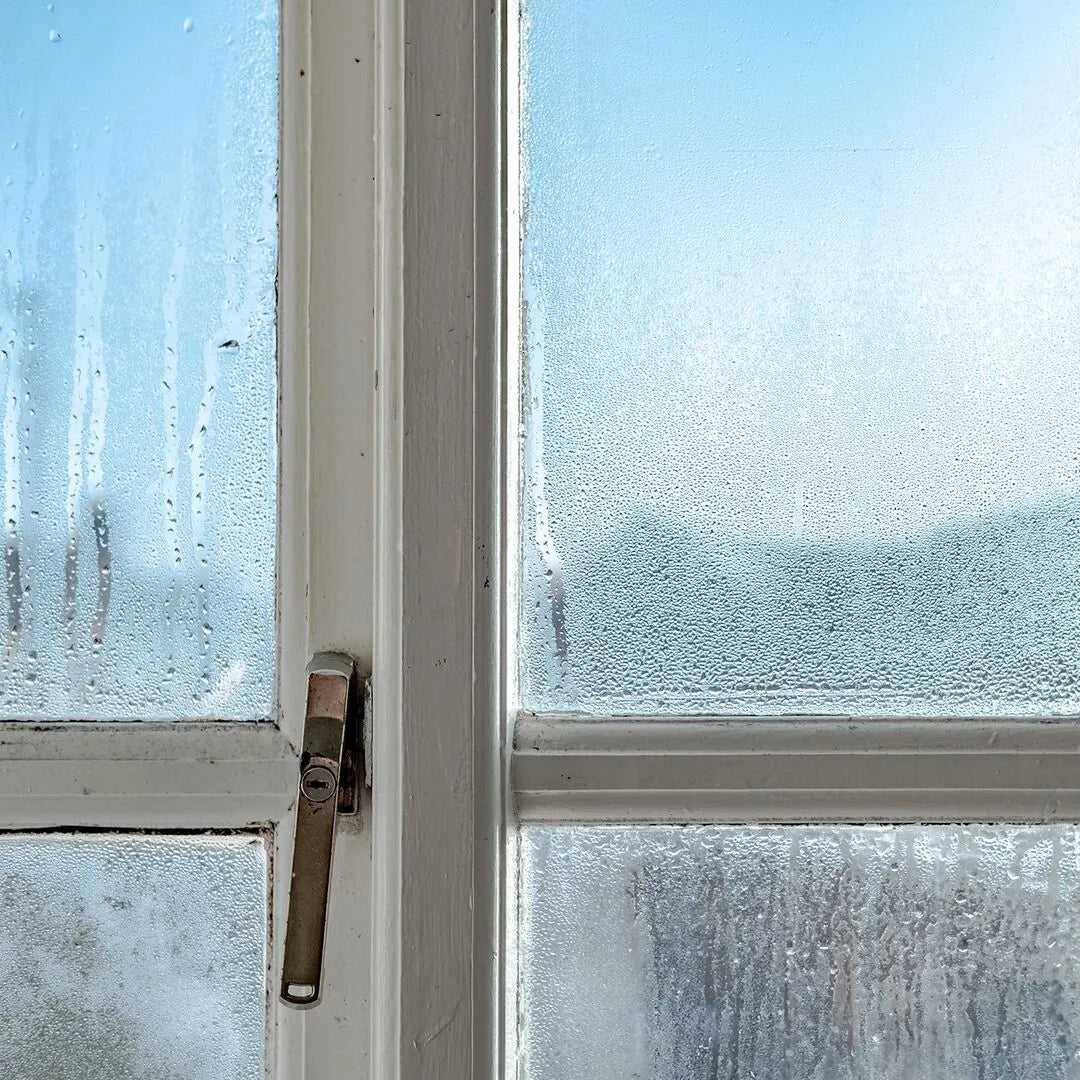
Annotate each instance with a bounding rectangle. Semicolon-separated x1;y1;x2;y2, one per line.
513;714;1080;823
0;719;296;760
0;722;297;823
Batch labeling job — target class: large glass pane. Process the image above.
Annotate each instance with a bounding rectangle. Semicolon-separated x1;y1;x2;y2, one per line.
1;0;277;718
0;832;268;1079
520;825;1080;1079
520;1;1080;716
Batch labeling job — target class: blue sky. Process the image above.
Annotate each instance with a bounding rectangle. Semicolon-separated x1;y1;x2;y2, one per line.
520;0;1080;713
1;0;277;717
523;0;1080;542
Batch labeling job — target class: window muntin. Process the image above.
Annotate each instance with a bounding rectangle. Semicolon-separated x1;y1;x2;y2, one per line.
519;0;1080;718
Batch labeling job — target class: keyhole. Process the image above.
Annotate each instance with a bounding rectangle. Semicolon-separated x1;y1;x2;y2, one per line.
300;764;337;802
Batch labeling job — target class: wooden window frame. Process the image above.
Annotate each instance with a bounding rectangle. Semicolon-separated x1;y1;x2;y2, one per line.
372;2;1080;1078
0;0;378;1074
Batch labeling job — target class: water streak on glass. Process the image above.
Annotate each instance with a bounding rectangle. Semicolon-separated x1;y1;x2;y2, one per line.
521;825;1080;1079
520;1;1080;716
0;832;267;1080
1;0;277;718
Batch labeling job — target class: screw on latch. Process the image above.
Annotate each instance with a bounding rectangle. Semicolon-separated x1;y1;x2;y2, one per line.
300;764;337;803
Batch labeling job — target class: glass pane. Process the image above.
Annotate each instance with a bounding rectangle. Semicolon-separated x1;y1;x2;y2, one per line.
0;832;267;1079
520;1;1080;716
520;825;1080;1079
1;0;277;718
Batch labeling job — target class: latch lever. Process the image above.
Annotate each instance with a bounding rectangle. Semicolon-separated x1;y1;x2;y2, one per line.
280;653;361;1008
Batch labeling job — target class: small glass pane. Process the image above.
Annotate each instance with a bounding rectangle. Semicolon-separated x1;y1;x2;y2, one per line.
1;0;277;718
520;825;1080;1079
0;832;268;1079
520;1;1080;716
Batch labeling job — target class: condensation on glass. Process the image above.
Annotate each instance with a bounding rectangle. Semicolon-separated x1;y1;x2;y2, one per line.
1;0;277;718
519;1;1080;716
519;825;1080;1080
0;832;268;1080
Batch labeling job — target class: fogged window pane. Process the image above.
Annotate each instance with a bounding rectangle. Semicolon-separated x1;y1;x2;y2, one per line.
0;833;267;1079
1;1;277;718
520;825;1080;1080
520;1;1080;716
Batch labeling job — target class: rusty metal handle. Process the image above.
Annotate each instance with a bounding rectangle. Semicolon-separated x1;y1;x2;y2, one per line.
280;655;354;1008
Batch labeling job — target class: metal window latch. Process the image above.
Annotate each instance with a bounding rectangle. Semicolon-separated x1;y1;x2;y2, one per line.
281;653;368;1008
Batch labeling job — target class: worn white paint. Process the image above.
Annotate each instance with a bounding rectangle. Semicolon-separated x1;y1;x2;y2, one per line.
0;0;379;1073
370;0;504;1077
513;714;1080;824
276;0;314;1071
502;10;523;1073
301;0;377;1071
370;0;404;1072
308;0;377;665
0;725;296;826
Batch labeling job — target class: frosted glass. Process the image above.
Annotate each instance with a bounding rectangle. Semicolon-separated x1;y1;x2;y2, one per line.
520;825;1080;1080
1;0;277;718
0;832;267;1080
520;1;1080;716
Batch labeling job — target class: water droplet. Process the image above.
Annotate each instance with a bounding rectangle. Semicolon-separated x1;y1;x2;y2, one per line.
182;17;194;32
48;29;61;42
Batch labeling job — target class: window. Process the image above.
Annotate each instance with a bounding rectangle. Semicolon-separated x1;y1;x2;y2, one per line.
368;1;1080;1077
508;1;1080;1076
1;0;375;1075
21;0;1061;1075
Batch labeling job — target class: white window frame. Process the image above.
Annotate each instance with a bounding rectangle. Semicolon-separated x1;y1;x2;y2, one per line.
21;0;1076;1073
369;0;502;1075
0;0;378;1075
370;2;1080;1078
